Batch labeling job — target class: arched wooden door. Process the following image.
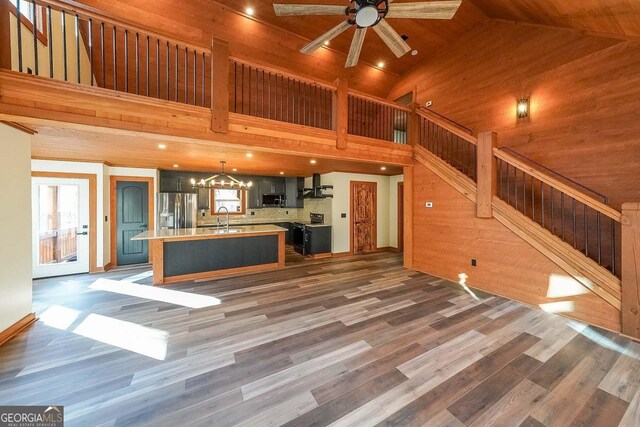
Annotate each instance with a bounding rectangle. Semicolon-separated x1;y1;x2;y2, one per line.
351;181;377;255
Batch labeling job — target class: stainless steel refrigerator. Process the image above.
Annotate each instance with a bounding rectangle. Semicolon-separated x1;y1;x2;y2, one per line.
157;193;197;229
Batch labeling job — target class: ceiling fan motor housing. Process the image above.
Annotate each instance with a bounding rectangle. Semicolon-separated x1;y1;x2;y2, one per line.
347;0;389;28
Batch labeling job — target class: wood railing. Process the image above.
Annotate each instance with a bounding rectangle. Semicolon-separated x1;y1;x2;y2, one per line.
417;111;477;181
347;91;410;144
229;59;334;130
8;0;212;107
494;148;622;277
38;227;77;264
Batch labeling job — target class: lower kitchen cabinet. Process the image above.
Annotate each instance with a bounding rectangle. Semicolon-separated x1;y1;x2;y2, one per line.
306;226;331;255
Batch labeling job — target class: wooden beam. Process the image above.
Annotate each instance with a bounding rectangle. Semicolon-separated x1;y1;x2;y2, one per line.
0;0;10;70
335;78;348;150
622;202;640;339
403;165;413;269
211;38;229;134
477;131;498;218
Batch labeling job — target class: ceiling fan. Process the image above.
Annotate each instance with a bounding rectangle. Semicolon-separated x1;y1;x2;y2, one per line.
273;1;462;67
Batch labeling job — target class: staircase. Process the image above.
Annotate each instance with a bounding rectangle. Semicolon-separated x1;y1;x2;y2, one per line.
414;110;622;311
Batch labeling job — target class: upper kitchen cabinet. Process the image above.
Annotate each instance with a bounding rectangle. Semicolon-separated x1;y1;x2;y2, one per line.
259;177;285;195
285;177;304;208
159;170;199;193
196;187;210;210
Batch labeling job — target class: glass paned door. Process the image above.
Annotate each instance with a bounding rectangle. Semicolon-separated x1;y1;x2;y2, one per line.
32;177;90;278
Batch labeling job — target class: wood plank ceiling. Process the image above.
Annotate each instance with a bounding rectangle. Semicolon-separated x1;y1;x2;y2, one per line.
468;0;640;39
212;0;489;76
29;125;404;176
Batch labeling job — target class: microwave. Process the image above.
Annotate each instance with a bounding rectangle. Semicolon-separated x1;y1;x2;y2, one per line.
262;194;285;207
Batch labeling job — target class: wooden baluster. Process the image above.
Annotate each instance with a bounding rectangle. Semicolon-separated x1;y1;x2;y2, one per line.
0;0;10;70
621;202;640;339
476;131;498;219
334;78;348;150
210;38;229;133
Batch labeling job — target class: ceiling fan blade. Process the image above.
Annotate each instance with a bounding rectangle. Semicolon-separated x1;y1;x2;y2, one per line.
300;21;352;55
346;27;367;68
273;4;347;16
372;19;411;58
386;1;462;19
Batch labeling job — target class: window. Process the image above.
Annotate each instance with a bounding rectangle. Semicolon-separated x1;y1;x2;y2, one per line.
9;0;48;45
210;189;246;215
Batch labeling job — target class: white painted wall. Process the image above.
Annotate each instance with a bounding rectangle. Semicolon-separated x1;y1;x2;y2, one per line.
31;160;158;267
314;172;393;254
0;125;33;332
389;175;404;249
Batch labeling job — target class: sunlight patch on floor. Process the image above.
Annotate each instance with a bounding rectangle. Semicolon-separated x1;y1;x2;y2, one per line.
39;305;81;330
89;278;221;308
73;313;168;360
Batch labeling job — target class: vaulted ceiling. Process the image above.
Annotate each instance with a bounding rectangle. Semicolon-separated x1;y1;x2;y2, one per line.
214;0;640;77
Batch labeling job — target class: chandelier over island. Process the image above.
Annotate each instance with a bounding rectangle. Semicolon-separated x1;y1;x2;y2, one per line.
191;161;253;189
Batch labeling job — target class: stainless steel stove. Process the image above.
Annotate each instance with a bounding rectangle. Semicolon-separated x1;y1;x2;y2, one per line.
292;213;324;255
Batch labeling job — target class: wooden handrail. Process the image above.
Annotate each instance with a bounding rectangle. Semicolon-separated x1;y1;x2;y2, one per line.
230;57;336;91
417;109;478;145
494;148;622;222
30;0;210;53
348;88;412;112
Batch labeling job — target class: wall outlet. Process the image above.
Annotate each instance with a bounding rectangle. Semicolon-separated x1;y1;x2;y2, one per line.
425;202;433;208
286;211;289;215
471;259;477;267
251;211;256;216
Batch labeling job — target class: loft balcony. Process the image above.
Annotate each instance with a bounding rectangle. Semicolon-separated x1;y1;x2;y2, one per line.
0;0;414;168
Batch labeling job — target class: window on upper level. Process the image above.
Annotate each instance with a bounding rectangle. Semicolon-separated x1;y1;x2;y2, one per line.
9;0;48;45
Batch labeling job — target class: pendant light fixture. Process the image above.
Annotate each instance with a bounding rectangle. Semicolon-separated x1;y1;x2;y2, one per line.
192;161;253;189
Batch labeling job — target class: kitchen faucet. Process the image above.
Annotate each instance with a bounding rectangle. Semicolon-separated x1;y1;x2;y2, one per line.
217;206;230;232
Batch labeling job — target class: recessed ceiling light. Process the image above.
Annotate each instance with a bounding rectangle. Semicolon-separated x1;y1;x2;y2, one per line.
246;153;253;158
323;40;330;46
232;168;237;172
377;62;385;68
310;159;317;164
158;144;167;149
280;171;284;175
245;7;254;15
411;50;418;56
381;166;387;171
173;164;179;168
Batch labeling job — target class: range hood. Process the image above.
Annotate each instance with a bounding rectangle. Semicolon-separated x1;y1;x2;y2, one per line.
303;173;333;199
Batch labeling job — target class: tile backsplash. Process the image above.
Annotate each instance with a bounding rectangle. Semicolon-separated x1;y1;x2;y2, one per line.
197;198;332;225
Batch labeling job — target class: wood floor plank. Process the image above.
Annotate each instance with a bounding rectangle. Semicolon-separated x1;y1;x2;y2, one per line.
569;388;629;427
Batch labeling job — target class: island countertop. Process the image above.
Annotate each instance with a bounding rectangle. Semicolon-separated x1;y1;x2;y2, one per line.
131;224;287;241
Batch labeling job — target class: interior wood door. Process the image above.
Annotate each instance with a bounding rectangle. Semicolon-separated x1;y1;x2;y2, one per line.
116;181;149;265
351;181;377;255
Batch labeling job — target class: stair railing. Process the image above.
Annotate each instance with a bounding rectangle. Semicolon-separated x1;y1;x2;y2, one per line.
417;110;478;182
493;147;621;277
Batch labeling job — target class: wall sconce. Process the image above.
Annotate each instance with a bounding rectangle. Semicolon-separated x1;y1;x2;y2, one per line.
517;98;530;119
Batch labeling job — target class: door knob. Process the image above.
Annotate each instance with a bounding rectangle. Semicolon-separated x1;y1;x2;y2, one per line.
78;231;88;236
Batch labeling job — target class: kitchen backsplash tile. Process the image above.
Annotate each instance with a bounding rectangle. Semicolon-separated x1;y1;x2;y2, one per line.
197;198;332;225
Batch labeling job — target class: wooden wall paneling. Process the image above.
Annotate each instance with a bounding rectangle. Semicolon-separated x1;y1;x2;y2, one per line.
411;161;621;332
32;171;98;273
390;20;640;210
335;78;348;149
211;38;229;133
109;176;154;268
0;0;10;69
621;202;640;339
403;165;413;269
476;131;497;218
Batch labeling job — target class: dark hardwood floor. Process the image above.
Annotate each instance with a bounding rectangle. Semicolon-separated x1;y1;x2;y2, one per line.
1;250;639;426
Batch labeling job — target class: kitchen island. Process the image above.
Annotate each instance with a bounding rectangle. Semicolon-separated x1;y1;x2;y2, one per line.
132;225;286;285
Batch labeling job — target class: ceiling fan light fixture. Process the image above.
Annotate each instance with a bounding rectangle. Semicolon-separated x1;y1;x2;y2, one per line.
355;5;379;27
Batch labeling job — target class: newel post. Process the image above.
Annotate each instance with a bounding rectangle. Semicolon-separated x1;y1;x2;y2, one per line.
621;202;640;340
0;0;11;70
408;103;419;147
476;131;498;218
334;78;348;150
211;38;229;134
